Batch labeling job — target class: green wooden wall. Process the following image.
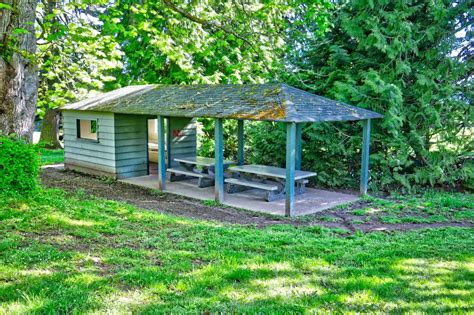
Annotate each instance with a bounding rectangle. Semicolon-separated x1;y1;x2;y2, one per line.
114;114;149;179
63;110;117;177
63;110;149;179
167;117;197;167
63;111;197;179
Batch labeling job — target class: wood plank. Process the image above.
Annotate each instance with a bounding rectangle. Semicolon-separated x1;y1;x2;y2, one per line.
225;178;278;191
64;158;116;173
228;164;316;180
296;123;303;170
65;153;116;167
63;134;115;147
174;156;234;167
63;117;115;128
166;166;210;179
115;132;148;141
169;141;196;148
116;170;148;179
360;119;371;195
158;115;166;190
115;164;148;174
64;147;116;160
168;147;197;155
115;151;149;161
214;118;224;202
115;138;147;147
286;122;296;217
116;145;150;154
238;119;244;165
65;163;117;178
116;158;147;167
63;141;115;153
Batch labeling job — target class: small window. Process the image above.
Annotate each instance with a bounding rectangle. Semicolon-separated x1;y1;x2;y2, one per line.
76;119;98;141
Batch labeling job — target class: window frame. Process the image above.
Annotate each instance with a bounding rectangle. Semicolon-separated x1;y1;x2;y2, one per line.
76;119;99;142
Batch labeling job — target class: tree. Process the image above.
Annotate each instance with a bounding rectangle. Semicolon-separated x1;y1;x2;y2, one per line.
102;0;331;158
283;0;473;191
36;0;122;147
102;0;330;85
0;0;38;140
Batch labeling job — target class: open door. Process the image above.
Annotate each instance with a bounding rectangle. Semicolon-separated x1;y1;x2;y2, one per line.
147;118;158;175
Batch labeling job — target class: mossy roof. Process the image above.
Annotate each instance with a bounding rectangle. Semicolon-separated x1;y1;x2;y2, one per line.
63;84;383;122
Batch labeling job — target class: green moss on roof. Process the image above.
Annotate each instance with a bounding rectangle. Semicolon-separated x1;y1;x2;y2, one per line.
63;83;383;122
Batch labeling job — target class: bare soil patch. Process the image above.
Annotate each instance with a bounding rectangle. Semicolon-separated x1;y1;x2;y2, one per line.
41;168;473;232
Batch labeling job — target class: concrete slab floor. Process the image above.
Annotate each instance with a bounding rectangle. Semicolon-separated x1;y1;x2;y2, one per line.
120;175;359;216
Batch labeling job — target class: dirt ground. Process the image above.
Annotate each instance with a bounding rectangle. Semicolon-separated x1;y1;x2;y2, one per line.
41;168;473;233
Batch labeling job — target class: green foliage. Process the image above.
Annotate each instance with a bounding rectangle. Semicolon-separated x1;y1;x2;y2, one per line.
39;148;64;166
101;1;330;85
36;0;123;116
0;136;39;196
282;0;473;192
197;118;240;160
0;188;473;312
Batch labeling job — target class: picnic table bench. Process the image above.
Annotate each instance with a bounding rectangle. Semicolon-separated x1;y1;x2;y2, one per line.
226;164;317;201
167;156;234;188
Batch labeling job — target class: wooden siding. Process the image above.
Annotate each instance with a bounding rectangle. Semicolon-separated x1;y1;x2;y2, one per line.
63;110;116;177
167;117;197;167
63;111;197;179
114;114;149;179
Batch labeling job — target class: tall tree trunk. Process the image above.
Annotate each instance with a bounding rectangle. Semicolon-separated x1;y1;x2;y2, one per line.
39;108;62;148
0;0;38;141
38;0;61;147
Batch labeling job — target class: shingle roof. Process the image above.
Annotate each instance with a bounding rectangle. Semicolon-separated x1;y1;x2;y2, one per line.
63;84;383;122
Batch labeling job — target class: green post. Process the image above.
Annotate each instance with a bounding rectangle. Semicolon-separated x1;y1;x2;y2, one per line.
285;122;296;216
296;123;303;170
360;119;371;195
166;117;171;167
157;115;166;191
215;118;224;202
237;119;244;165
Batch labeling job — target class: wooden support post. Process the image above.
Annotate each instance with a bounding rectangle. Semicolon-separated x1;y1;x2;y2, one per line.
215;118;225;202
296;123;303;170
360;119;371;195
157;115;166;191
285;122;297;216
166;117;171;168
237;119;244;165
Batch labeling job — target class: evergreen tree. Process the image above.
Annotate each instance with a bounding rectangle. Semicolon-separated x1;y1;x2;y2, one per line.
281;0;473;191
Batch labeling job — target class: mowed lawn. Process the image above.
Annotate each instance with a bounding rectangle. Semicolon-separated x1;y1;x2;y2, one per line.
39;149;64;166
0;188;473;313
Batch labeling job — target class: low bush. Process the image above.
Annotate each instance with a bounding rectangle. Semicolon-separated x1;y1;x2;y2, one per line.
0;135;39;196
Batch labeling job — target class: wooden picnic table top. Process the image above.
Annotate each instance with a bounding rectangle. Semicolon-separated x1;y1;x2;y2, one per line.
174;156;235;167
229;164;317;181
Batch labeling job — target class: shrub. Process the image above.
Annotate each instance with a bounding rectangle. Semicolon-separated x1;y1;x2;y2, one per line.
0;135;39;196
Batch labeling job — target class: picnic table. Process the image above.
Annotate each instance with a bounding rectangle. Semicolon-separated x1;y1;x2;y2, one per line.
226;164;317;201
167;156;234;188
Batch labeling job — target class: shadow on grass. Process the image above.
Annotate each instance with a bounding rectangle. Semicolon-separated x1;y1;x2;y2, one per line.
0;189;473;313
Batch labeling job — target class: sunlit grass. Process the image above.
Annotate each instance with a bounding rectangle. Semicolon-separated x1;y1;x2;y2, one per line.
343;191;474;224
0;189;473;313
39;149;64;166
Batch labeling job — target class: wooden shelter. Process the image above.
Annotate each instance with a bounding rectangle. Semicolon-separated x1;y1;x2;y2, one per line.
63;84;383;216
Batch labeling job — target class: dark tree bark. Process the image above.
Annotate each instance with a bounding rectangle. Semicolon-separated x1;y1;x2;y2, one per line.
39;108;62;148
0;0;38;141
38;0;62;147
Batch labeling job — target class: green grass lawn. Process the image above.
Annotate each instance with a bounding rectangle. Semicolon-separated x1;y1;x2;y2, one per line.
1;188;473;313
346;192;474;225
39;149;64;166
